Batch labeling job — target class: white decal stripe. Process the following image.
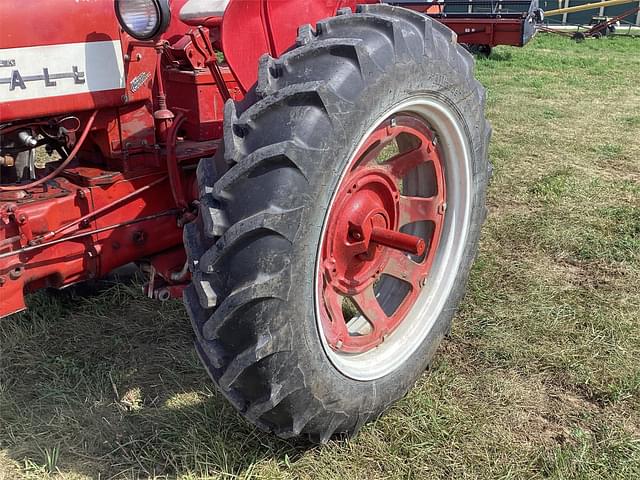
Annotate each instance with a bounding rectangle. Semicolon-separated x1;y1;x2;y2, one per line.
0;40;125;103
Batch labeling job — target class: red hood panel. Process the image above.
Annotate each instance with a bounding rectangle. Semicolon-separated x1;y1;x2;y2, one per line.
0;0;127;121
0;0;121;49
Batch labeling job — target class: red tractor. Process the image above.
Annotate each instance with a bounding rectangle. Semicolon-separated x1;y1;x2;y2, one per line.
0;0;491;442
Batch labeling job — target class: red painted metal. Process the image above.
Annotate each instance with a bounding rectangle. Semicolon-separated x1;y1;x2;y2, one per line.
396;1;540;48
0;1;121;49
165;112;189;209
0;0;217;318
0;173;186;317
1;91;125;122
162;0;192;41
220;0;378;92
189;27;232;102
318;114;446;353
440;18;529;47
39;175;170;243
0;1;125;121
370;227;426;256
164;66;240;142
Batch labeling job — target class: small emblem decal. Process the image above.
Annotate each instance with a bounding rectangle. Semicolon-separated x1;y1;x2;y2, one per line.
130;71;151;93
0;59;16;67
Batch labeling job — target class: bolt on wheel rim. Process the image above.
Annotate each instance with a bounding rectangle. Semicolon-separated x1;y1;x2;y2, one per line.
315;97;473;381
318;113;447;354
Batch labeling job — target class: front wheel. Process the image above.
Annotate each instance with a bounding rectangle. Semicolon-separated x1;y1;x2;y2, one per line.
184;4;491;442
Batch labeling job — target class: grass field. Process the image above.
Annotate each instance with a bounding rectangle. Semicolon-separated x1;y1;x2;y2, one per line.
1;33;639;479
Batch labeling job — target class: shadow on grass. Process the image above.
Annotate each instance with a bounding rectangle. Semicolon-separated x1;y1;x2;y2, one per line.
0;282;314;478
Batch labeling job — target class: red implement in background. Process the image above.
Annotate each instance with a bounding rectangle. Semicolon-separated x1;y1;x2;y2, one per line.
393;0;542;53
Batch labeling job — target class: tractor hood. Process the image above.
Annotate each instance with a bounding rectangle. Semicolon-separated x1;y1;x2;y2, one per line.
0;0;126;120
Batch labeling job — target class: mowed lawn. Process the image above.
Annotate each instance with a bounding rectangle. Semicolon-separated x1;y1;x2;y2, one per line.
1;33;639;479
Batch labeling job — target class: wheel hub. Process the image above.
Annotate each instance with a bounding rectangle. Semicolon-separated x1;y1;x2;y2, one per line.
323;169;402;294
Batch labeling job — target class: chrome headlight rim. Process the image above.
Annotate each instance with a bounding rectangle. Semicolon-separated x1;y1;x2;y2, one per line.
115;0;171;41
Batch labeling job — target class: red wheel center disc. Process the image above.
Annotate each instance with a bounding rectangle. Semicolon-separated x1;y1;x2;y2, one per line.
323;169;399;295
318;114;447;354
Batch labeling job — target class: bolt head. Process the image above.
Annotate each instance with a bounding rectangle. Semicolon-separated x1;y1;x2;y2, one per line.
350;230;363;241
9;267;23;280
324;258;337;276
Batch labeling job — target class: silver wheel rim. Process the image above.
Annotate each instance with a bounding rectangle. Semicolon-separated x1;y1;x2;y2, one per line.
314;96;473;381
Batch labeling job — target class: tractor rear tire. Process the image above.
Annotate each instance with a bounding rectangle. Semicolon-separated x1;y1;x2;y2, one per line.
184;4;490;442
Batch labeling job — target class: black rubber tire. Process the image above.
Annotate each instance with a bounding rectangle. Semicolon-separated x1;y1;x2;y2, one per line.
572;32;586;43
184;4;491;442
466;44;492;57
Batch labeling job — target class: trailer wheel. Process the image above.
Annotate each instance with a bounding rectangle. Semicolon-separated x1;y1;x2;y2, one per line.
572;32;586;42
465;43;492;57
184;4;490;442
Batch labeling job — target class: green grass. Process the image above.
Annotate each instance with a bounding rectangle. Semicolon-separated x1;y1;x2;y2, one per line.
1;33;639;479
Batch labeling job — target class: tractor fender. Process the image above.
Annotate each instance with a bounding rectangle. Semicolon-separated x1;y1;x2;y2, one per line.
220;0;377;92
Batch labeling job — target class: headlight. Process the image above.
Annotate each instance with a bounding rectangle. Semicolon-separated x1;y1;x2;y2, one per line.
115;0;170;40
